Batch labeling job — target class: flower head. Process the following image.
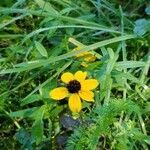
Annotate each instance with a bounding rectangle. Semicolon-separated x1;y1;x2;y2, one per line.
49;71;99;113
73;47;97;62
69;37;97;63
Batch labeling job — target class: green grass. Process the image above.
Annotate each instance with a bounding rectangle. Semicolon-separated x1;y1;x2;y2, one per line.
0;0;150;149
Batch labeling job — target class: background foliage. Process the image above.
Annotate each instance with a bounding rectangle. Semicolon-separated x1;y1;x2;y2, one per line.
0;0;150;149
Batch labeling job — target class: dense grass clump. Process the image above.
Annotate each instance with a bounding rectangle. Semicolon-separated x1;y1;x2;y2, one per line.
0;0;150;149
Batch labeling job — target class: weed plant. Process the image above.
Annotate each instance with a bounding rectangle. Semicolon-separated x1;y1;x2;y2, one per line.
0;0;150;149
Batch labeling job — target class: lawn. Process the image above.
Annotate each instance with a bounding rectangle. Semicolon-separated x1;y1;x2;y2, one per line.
0;0;150;149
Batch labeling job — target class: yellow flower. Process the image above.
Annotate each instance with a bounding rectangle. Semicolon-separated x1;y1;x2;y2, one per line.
49;71;99;113
73;46;97;62
69;37;97;63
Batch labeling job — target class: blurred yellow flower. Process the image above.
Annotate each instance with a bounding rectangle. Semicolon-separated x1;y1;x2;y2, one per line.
69;38;97;63
73;46;97;62
49;71;99;113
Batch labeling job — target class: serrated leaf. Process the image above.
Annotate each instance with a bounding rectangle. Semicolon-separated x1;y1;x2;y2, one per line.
143;102;150;114
35;41;48;57
131;128;150;141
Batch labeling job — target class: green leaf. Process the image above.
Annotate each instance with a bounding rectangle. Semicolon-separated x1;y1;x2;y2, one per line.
0;58;6;62
112;70;141;84
0;14;27;29
22;61;72;102
21;94;42;106
34;0;58;15
35;41;48;58
115;61;145;69
66;100;140;150
106;48;118;74
0;35;135;74
143;102;150;114
32;119;44;144
131;128;150;141
31;106;45;144
10;107;39;118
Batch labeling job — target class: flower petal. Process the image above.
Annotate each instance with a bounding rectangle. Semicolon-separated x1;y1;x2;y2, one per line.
79;90;94;102
50;87;68;100
74;71;87;82
68;94;82;113
61;72;74;84
81;79;99;91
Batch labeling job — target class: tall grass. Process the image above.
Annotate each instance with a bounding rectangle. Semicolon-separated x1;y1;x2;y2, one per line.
0;0;149;149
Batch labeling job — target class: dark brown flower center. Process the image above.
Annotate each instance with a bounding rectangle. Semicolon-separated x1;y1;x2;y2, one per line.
67;80;81;93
